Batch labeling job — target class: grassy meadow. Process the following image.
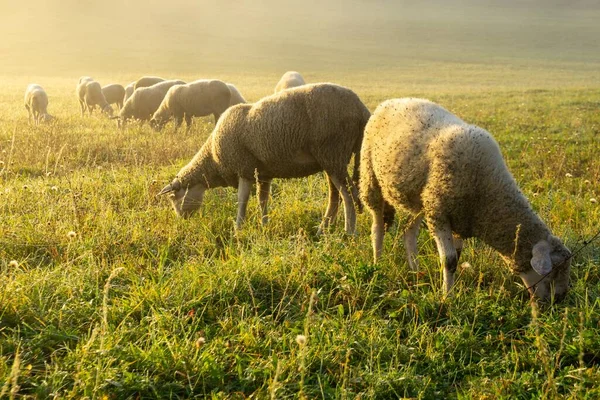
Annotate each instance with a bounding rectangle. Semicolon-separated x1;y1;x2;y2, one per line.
1;65;599;399
2;0;600;398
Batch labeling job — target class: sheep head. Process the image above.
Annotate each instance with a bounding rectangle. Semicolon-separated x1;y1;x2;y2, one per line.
519;235;571;303
102;104;114;116
158;179;206;218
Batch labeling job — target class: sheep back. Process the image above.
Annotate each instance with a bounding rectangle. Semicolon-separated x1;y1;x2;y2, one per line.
102;84;126;107
227;83;246;106
24;84;49;113
120;79;185;121
274;71;306;93
134;76;165;90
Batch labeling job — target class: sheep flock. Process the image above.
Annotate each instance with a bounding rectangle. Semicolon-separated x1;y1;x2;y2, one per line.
22;70;574;304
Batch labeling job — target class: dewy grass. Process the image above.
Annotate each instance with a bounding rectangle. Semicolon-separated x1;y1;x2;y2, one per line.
0;69;599;398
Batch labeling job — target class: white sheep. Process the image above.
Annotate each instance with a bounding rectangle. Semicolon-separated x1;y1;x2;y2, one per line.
115;79;185;127
123;82;135;104
76;77;113;117
158;83;370;234
360;98;571;302
274;71;306;93
150;79;231;131
133;76;165;90
24;84;54;125
102;84;126;110
227;83;246;106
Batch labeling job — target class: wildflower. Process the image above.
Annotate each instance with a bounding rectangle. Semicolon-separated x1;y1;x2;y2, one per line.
195;336;206;348
23;184;30;190
9;260;19;268
584;180;591;185
461;262;472;270
591;198;597;204
67;231;77;239
565;173;573;178
51;186;58;192
296;335;307;346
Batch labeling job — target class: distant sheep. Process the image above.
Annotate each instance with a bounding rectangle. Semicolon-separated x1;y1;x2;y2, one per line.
274;71;306;93
102;84;126;110
24;84;54;125
227;83;246;106
150;79;231;130
133;76;165;90
123;82;135;104
360;98;571;302
158;83;370;234
76;77;113;117
115;79;185;127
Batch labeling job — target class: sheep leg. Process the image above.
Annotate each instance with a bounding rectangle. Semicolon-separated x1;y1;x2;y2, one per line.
370;203;385;263
328;173;357;235
430;221;458;294
404;214;423;271
453;235;464;261
174;115;183;131
257;180;271;225
26;106;32;124
185;115;193;132
317;175;340;235
79;100;85;117
236;177;253;229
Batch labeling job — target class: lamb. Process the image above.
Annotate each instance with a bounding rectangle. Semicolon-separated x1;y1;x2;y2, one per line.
101;84;126;110
227;83;246;106
360;98;571;302
274;71;306;93
150;79;231;130
24;84;54;125
123;82;135;104
158;83;370;234
76;77;113;117
133;76;165;90
114;79;185;127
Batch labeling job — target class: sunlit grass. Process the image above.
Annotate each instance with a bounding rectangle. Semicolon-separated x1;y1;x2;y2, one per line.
1;69;599;398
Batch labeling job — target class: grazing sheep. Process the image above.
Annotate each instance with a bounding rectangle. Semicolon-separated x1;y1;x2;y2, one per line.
133;76;165;90
24;84;54;125
274;71;306;93
360;98;571;302
123;82;135;104
150;79;231;130
102;84;126;110
76;77;113;117
227;83;246;106
158;83;370;234
115;79;185;127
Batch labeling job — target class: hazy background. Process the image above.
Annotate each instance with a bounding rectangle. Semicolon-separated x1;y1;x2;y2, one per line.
1;0;600;78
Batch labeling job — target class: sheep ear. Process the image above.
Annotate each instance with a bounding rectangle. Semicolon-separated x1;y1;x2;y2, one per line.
530;240;553;275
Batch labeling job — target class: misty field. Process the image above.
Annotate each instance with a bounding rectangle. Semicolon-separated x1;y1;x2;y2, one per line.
0;67;599;399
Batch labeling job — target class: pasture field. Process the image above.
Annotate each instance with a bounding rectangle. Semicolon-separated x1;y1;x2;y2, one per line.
1;65;600;399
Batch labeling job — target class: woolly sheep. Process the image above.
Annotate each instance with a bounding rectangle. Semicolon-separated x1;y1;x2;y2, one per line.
133;76;165;90
227;83;246;106
24;84;54;125
102;84;126;110
150;79;231;131
123;82;135;104
274;71;306;93
76;77;113;117
158;83;369;234
360;98;571;302
115;79;185;127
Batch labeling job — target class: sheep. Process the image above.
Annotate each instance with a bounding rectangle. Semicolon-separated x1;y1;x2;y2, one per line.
274;71;306;93
101;84;126;110
24;84;54;125
114;79;185;127
150;79;231;131
359;98;571;302
123;82;135;104
227;83;246;106
158;83;370;234
133;76;165;90
76;77;113;117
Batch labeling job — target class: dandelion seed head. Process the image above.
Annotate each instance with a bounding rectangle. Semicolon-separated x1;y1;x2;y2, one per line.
296;334;307;346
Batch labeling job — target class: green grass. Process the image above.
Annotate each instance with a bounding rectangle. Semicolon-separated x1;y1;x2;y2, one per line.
1;70;600;399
